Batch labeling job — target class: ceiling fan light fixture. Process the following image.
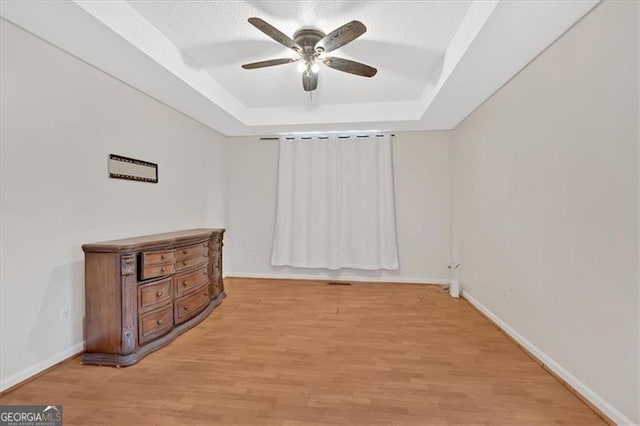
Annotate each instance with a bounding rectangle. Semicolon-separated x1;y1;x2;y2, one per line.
297;60;319;75
243;17;376;92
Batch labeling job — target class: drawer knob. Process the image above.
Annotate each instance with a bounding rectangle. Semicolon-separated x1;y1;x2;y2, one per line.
183;305;189;310
156;291;163;297
183;250;188;254
182;281;188;286
161;255;165;260
156;319;163;325
161;267;166;273
183;261;187;266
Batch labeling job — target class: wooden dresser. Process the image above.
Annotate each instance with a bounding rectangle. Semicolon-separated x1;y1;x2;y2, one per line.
82;228;225;366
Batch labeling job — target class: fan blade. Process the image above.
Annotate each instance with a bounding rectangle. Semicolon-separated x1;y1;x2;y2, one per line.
316;20;366;53
248;17;301;52
242;57;299;69
302;72;318;91
322;56;377;77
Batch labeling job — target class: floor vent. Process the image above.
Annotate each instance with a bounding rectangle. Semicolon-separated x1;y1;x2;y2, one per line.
327;281;352;286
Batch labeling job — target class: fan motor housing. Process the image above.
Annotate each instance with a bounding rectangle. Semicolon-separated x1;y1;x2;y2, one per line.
293;27;325;53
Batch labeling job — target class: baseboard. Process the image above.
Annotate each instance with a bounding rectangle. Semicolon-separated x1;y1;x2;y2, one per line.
225;272;450;286
461;290;633;426
0;341;85;394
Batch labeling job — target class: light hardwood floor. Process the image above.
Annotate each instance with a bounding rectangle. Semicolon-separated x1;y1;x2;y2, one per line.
1;278;604;425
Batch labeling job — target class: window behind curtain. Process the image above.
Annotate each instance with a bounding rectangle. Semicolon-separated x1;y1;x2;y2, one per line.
271;133;399;270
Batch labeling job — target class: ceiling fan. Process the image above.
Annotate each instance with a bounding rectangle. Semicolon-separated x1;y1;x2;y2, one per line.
241;17;377;92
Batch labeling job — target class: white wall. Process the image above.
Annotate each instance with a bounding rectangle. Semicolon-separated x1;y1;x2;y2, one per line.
0;19;226;390
637;4;640;423
224;131;452;284
452;2;638;423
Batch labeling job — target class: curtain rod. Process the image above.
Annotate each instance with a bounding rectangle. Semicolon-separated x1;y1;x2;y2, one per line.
259;134;396;141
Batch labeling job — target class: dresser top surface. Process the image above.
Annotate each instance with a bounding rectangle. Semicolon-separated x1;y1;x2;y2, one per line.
83;228;224;253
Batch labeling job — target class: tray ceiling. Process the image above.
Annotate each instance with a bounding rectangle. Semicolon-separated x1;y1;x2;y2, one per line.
1;0;600;136
128;1;472;108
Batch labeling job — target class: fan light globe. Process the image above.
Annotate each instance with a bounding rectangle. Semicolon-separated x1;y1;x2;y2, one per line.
310;63;320;73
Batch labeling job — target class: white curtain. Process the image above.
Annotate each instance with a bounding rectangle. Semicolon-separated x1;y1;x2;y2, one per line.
271;133;399;270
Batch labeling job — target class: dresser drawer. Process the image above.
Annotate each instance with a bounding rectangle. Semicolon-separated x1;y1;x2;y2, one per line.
140;249;175;280
174;284;209;324
176;243;208;262
174;265;208;297
139;306;173;345
141;263;175;280
175;255;208;272
142;249;175;266
138;277;172;313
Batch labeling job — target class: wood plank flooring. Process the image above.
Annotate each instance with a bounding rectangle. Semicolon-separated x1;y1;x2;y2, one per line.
0;278;604;425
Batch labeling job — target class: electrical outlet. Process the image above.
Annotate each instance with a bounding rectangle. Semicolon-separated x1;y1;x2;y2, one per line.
502;287;511;303
60;307;70;323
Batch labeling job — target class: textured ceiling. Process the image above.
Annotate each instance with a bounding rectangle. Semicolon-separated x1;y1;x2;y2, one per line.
0;0;600;135
127;1;473;108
